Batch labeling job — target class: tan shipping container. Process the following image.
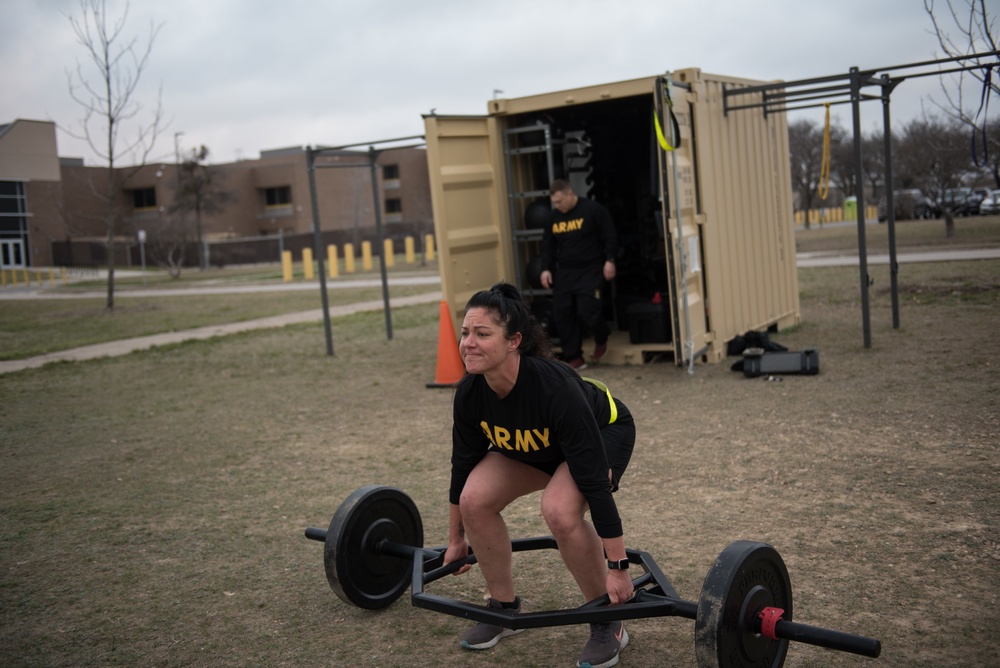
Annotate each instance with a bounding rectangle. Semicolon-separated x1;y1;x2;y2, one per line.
423;68;799;367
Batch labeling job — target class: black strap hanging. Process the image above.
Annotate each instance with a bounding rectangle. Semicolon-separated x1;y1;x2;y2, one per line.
971;63;995;168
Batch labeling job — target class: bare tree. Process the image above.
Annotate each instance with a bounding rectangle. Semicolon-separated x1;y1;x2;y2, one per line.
65;0;164;309
924;0;999;185
896;118;962;193
788;118;825;228
826;122;856;199
168;146;233;272
897;117;970;236
978;116;1000;186
145;210;189;279
860;131;890;200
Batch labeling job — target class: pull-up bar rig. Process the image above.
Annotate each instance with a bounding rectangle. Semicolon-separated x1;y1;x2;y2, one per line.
722;50;999;348
305;135;426;356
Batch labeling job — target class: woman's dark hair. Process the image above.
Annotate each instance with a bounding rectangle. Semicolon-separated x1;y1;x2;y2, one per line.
464;282;553;358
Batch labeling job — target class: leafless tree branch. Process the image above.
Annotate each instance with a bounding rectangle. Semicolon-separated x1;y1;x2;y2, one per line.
62;0;165;309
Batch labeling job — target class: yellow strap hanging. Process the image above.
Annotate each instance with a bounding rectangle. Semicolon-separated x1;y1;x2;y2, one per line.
818;102;831;201
582;377;618;424
655;112;673;151
654;75;680;152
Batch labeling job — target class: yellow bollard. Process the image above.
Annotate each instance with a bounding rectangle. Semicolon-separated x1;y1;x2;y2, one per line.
61;267;68;285
327;244;338;278
383;239;395;268
282;250;293;282
1;269;6;287
362;241;373;271
344;243;356;273
22;268;29;285
425;234;435;261
48;268;54;286
404;236;415;264
302;247;314;280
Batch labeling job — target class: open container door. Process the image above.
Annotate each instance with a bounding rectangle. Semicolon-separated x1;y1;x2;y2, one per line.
423;114;513;333
655;75;709;371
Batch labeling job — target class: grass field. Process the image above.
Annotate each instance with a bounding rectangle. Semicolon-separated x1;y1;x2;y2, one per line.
0;262;439;360
794;214;1000;254
0;222;998;667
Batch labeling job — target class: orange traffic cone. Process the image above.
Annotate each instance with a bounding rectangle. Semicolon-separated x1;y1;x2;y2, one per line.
426;300;465;388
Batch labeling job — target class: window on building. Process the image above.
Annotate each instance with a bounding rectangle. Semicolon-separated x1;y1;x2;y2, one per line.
0;181;26;216
0;180;27;234
131;187;157;210
385;198;402;214
382;164;400;180
264;186;292;207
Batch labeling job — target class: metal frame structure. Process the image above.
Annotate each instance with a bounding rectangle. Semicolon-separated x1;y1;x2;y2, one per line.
303;527;882;660
723;51;999;348
306;135;425;355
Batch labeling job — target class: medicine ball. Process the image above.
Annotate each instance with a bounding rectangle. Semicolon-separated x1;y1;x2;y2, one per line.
525;256;544;289
524;200;552;229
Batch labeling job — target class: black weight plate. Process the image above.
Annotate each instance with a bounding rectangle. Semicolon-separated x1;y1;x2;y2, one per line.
694;541;792;668
324;485;423;610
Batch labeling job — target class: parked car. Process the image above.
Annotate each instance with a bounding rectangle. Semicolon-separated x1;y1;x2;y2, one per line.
969;188;991;215
878;188;935;222
979;189;1000;216
936;188;974;217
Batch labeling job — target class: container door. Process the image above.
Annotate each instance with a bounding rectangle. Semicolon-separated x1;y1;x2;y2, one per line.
423;115;513;332
655;77;709;368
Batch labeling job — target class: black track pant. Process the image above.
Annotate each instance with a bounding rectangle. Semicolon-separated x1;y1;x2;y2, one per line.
552;284;609;360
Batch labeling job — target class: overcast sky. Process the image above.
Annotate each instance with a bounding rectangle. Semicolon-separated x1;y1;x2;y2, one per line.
1;0;991;166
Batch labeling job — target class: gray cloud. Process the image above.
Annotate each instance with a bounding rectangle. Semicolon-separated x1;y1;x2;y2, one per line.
0;0;984;165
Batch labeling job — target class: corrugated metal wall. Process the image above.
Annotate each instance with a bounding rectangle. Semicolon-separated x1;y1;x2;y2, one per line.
681;68;800;360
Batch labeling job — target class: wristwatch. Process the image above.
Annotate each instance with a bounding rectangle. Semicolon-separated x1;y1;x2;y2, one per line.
607;558;630;571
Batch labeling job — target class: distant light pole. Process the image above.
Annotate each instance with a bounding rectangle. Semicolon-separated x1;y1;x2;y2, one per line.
174;132;184;203
138;229;147;284
174;132;184;177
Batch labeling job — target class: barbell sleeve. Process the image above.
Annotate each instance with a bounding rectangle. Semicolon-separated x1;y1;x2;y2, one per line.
766;617;882;658
304;527;326;542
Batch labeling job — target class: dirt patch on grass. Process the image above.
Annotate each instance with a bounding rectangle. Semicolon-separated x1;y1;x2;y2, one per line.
1;262;998;667
885;275;1000;300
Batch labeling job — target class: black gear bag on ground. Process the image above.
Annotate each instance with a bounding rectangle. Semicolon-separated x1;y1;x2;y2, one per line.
738;348;820;377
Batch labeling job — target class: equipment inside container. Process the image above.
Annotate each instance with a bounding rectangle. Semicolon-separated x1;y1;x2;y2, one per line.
503;92;675;347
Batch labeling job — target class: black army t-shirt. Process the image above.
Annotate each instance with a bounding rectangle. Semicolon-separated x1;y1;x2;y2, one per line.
450;355;622;538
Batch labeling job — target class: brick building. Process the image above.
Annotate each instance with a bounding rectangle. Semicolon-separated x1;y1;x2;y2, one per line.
0;119;433;268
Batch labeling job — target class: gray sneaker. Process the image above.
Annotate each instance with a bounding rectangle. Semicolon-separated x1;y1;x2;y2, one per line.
459;597;522;650
577;621;629;668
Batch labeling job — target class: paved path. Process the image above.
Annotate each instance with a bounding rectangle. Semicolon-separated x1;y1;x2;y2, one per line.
0;290;441;375
0;273;441;300
796;247;1000;267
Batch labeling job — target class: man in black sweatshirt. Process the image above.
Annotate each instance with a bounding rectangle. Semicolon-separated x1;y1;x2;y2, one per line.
539;179;618;370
